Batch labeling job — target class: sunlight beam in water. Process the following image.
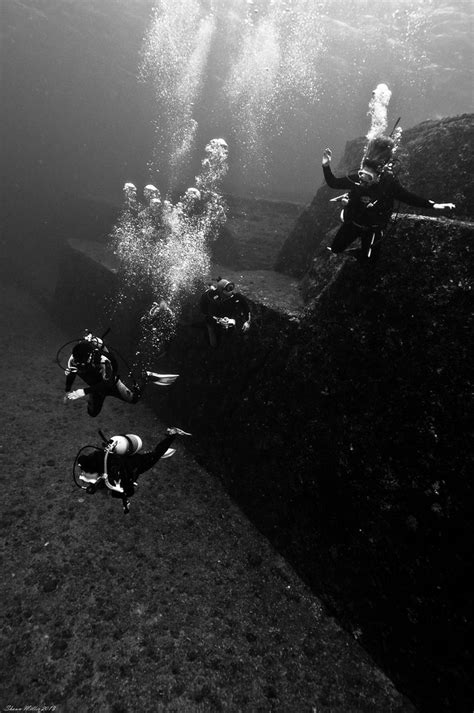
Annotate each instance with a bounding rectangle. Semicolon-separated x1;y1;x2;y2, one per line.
136;0;441;194
139;0;216;193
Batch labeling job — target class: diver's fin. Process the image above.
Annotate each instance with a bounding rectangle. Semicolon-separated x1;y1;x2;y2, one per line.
149;379;178;387
161;448;176;459
146;371;179;379
166;427;192;436
146;372;179;386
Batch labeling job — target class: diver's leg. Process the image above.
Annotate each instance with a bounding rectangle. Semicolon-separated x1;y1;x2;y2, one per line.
112;378;141;404
130;435;177;476
330;222;358;254
87;391;106;417
205;317;218;348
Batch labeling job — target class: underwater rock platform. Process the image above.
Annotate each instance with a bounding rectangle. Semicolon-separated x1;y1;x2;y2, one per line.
54;202;473;713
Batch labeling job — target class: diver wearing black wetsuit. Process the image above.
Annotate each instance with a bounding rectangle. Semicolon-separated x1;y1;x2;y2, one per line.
64;338;141;417
322;147;455;260
77;427;190;513
200;278;251;347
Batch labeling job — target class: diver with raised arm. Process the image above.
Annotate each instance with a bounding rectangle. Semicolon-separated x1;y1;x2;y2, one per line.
322;138;455;262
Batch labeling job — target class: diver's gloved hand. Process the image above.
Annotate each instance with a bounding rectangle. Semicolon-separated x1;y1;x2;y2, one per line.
432;203;455;211
322;148;332;166
64;389;86;402
216;317;236;329
242;320;251;333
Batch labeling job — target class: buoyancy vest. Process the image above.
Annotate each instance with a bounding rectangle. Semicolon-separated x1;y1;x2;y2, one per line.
343;173;395;228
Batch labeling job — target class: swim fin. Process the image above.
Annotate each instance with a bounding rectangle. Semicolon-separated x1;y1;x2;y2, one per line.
166;427;192;436
146;371;179;386
161;448;176;459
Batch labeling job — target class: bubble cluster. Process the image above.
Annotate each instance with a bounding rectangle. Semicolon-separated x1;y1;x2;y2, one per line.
366;83;392;141
358;83;404;171
109;139;228;370
224;1;327;185
139;0;216;191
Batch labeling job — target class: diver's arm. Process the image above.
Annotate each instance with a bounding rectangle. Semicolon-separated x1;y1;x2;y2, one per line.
64;356;77;391
392;181;436;209
100;358;116;383
65;372;76;391
237;294;251;331
200;290;215;317
322;164;353;190
322;147;352;189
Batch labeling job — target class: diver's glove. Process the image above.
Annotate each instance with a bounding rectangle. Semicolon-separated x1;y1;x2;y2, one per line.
242;320;251;333
64;389;86;402
166;426;192;436
322;148;332;166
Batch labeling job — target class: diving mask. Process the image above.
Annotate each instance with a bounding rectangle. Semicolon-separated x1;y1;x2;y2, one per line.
358;168;379;185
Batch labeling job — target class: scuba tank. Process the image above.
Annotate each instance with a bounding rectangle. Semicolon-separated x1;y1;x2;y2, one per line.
107;434;143;456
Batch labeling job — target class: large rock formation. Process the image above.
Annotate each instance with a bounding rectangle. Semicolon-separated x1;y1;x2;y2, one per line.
275;113;474;277
164;216;473;713
53;114;473;712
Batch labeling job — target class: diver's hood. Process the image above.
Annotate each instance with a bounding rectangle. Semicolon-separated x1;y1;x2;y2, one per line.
363;136;395;171
216;278;235;293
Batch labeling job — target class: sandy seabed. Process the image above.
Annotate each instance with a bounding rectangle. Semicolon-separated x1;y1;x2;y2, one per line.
0;282;415;712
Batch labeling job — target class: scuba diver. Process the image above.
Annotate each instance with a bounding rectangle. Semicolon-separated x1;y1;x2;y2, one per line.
322;136;456;261
63;332;179;417
75;427;191;514
200;278;251;348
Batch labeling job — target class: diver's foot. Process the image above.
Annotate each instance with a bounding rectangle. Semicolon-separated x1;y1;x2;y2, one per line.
166;427;192;437
161;448;176;458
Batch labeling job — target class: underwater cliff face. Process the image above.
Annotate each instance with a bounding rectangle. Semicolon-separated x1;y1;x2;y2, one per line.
162;216;473;713
275;113;474;277
53;198;473;712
